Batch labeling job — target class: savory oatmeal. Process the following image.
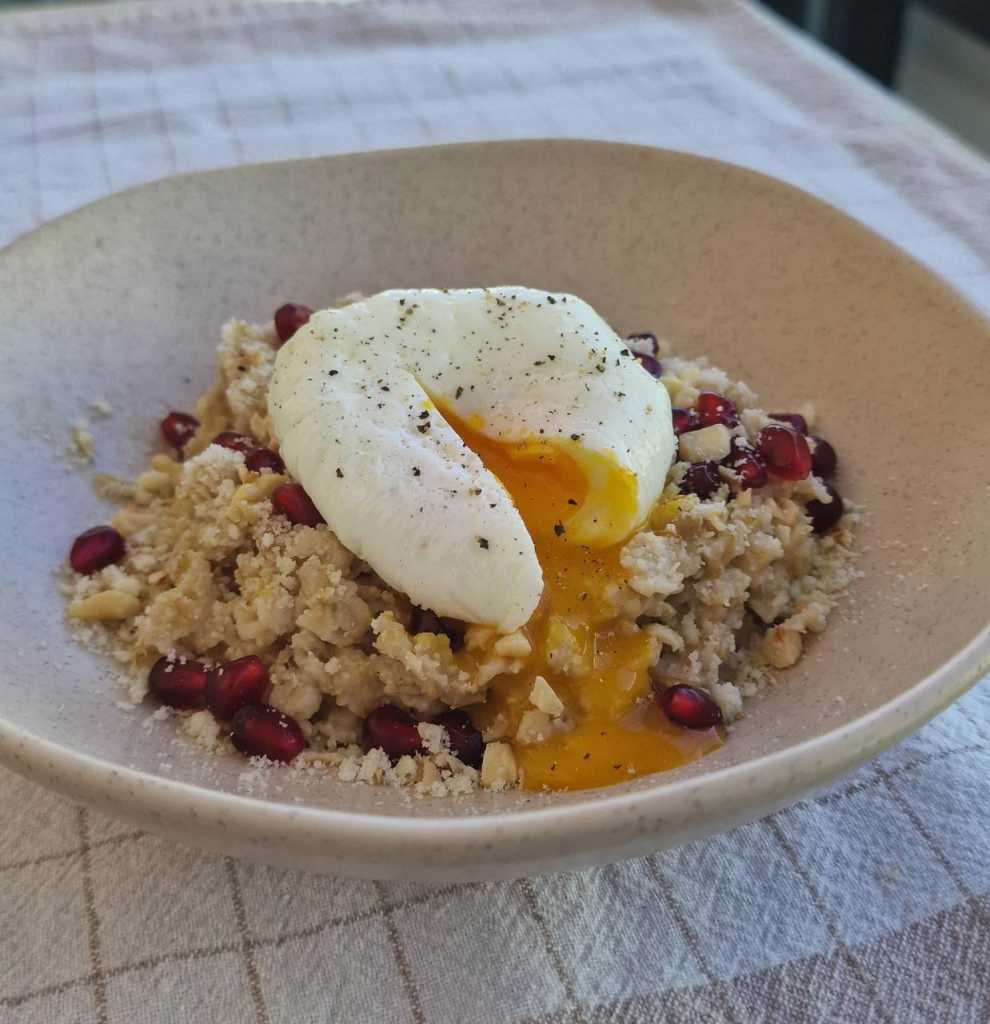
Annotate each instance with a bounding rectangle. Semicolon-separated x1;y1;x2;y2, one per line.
63;288;857;796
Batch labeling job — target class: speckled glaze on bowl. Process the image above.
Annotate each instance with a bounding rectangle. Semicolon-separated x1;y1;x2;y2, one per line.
1;141;987;881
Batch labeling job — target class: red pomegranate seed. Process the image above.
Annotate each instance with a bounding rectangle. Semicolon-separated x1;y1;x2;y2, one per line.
679;462;723;500
725;446;767;490
634;352;664;379
809;436;838;479
69;526;125;575
769;412;808;434
148;655;209;710
272;483;324;527
231;704;305;763
757;424;812;481
211;431;255;454
671;408;700;436
160;411;199;450
626;332;658;356
244;446;285;474
409;607;466;652
657;684;723;730
362;705;423;760
274;303;313;345
695;391;739;428
206;655;271;720
806;484;845;534
433;709;484;768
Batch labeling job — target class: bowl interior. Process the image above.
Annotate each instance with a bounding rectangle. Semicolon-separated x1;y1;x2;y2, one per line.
1;140;988;822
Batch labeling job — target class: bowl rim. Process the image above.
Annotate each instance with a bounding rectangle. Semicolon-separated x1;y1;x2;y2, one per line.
2;138;988;857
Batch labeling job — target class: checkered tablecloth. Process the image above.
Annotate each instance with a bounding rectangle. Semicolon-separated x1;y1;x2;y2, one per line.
1;1;988;1021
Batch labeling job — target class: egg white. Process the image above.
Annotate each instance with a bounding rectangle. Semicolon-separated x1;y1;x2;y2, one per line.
268;287;674;631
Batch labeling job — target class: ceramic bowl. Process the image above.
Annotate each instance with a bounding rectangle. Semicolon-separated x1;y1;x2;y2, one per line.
1;141;987;880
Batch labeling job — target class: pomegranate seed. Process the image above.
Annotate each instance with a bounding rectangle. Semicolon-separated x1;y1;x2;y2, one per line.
806;484;845;534
634;352;664;379
626;332;658;356
671;408;700;436
409;607;466;652
695;391;739;428
657;684;723;730
725;447;767;490
231;704;305;763
160;411;199;450
757;424;812;481
274;303;313;345
272;483;324;527
679;462;723;500
769;412;808;434
809;436;838;479
433;709;484;768
244;446;285;474
69;526;125;575
148;655;208;710
206;655;271;720
362;705;423;760
211;431;255;454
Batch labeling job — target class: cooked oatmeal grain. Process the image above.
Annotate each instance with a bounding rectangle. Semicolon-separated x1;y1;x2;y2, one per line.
63;315;858;794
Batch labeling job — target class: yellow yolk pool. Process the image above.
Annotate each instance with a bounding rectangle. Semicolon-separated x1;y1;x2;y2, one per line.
440;407;723;791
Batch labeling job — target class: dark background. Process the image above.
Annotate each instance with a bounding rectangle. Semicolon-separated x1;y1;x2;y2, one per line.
758;0;990;154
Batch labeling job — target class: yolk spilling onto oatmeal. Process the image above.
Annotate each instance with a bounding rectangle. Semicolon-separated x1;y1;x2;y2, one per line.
440;407;722;791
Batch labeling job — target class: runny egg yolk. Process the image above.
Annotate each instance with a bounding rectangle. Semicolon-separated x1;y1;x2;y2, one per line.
439;406;723;791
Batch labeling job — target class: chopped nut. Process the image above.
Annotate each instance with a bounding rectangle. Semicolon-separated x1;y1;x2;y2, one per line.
515;709;552;745
480;741;518;790
493;631;532;659
393;754;419;783
476;657;515;687
135;469;174;496
419;758;441;786
149;453;181;478
230;473;288;508
180;709;222;751
677;423;732;463
464;624;497;651
545;617;589;676
529;676;564;717
69;590;141;621
761;626;803;669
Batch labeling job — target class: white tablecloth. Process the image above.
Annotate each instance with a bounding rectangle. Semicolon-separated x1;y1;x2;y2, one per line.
1;2;988;1022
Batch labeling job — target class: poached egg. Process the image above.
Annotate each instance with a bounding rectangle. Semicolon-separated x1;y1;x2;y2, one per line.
268;287;675;633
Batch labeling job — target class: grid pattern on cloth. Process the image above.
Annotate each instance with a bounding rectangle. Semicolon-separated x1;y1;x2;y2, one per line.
0;1;988;1022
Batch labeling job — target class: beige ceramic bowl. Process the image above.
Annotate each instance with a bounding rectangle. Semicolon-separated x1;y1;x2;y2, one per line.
1;141;987;880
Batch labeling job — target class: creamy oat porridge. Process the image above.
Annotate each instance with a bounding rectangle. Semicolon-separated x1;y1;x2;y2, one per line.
63;287;857;796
